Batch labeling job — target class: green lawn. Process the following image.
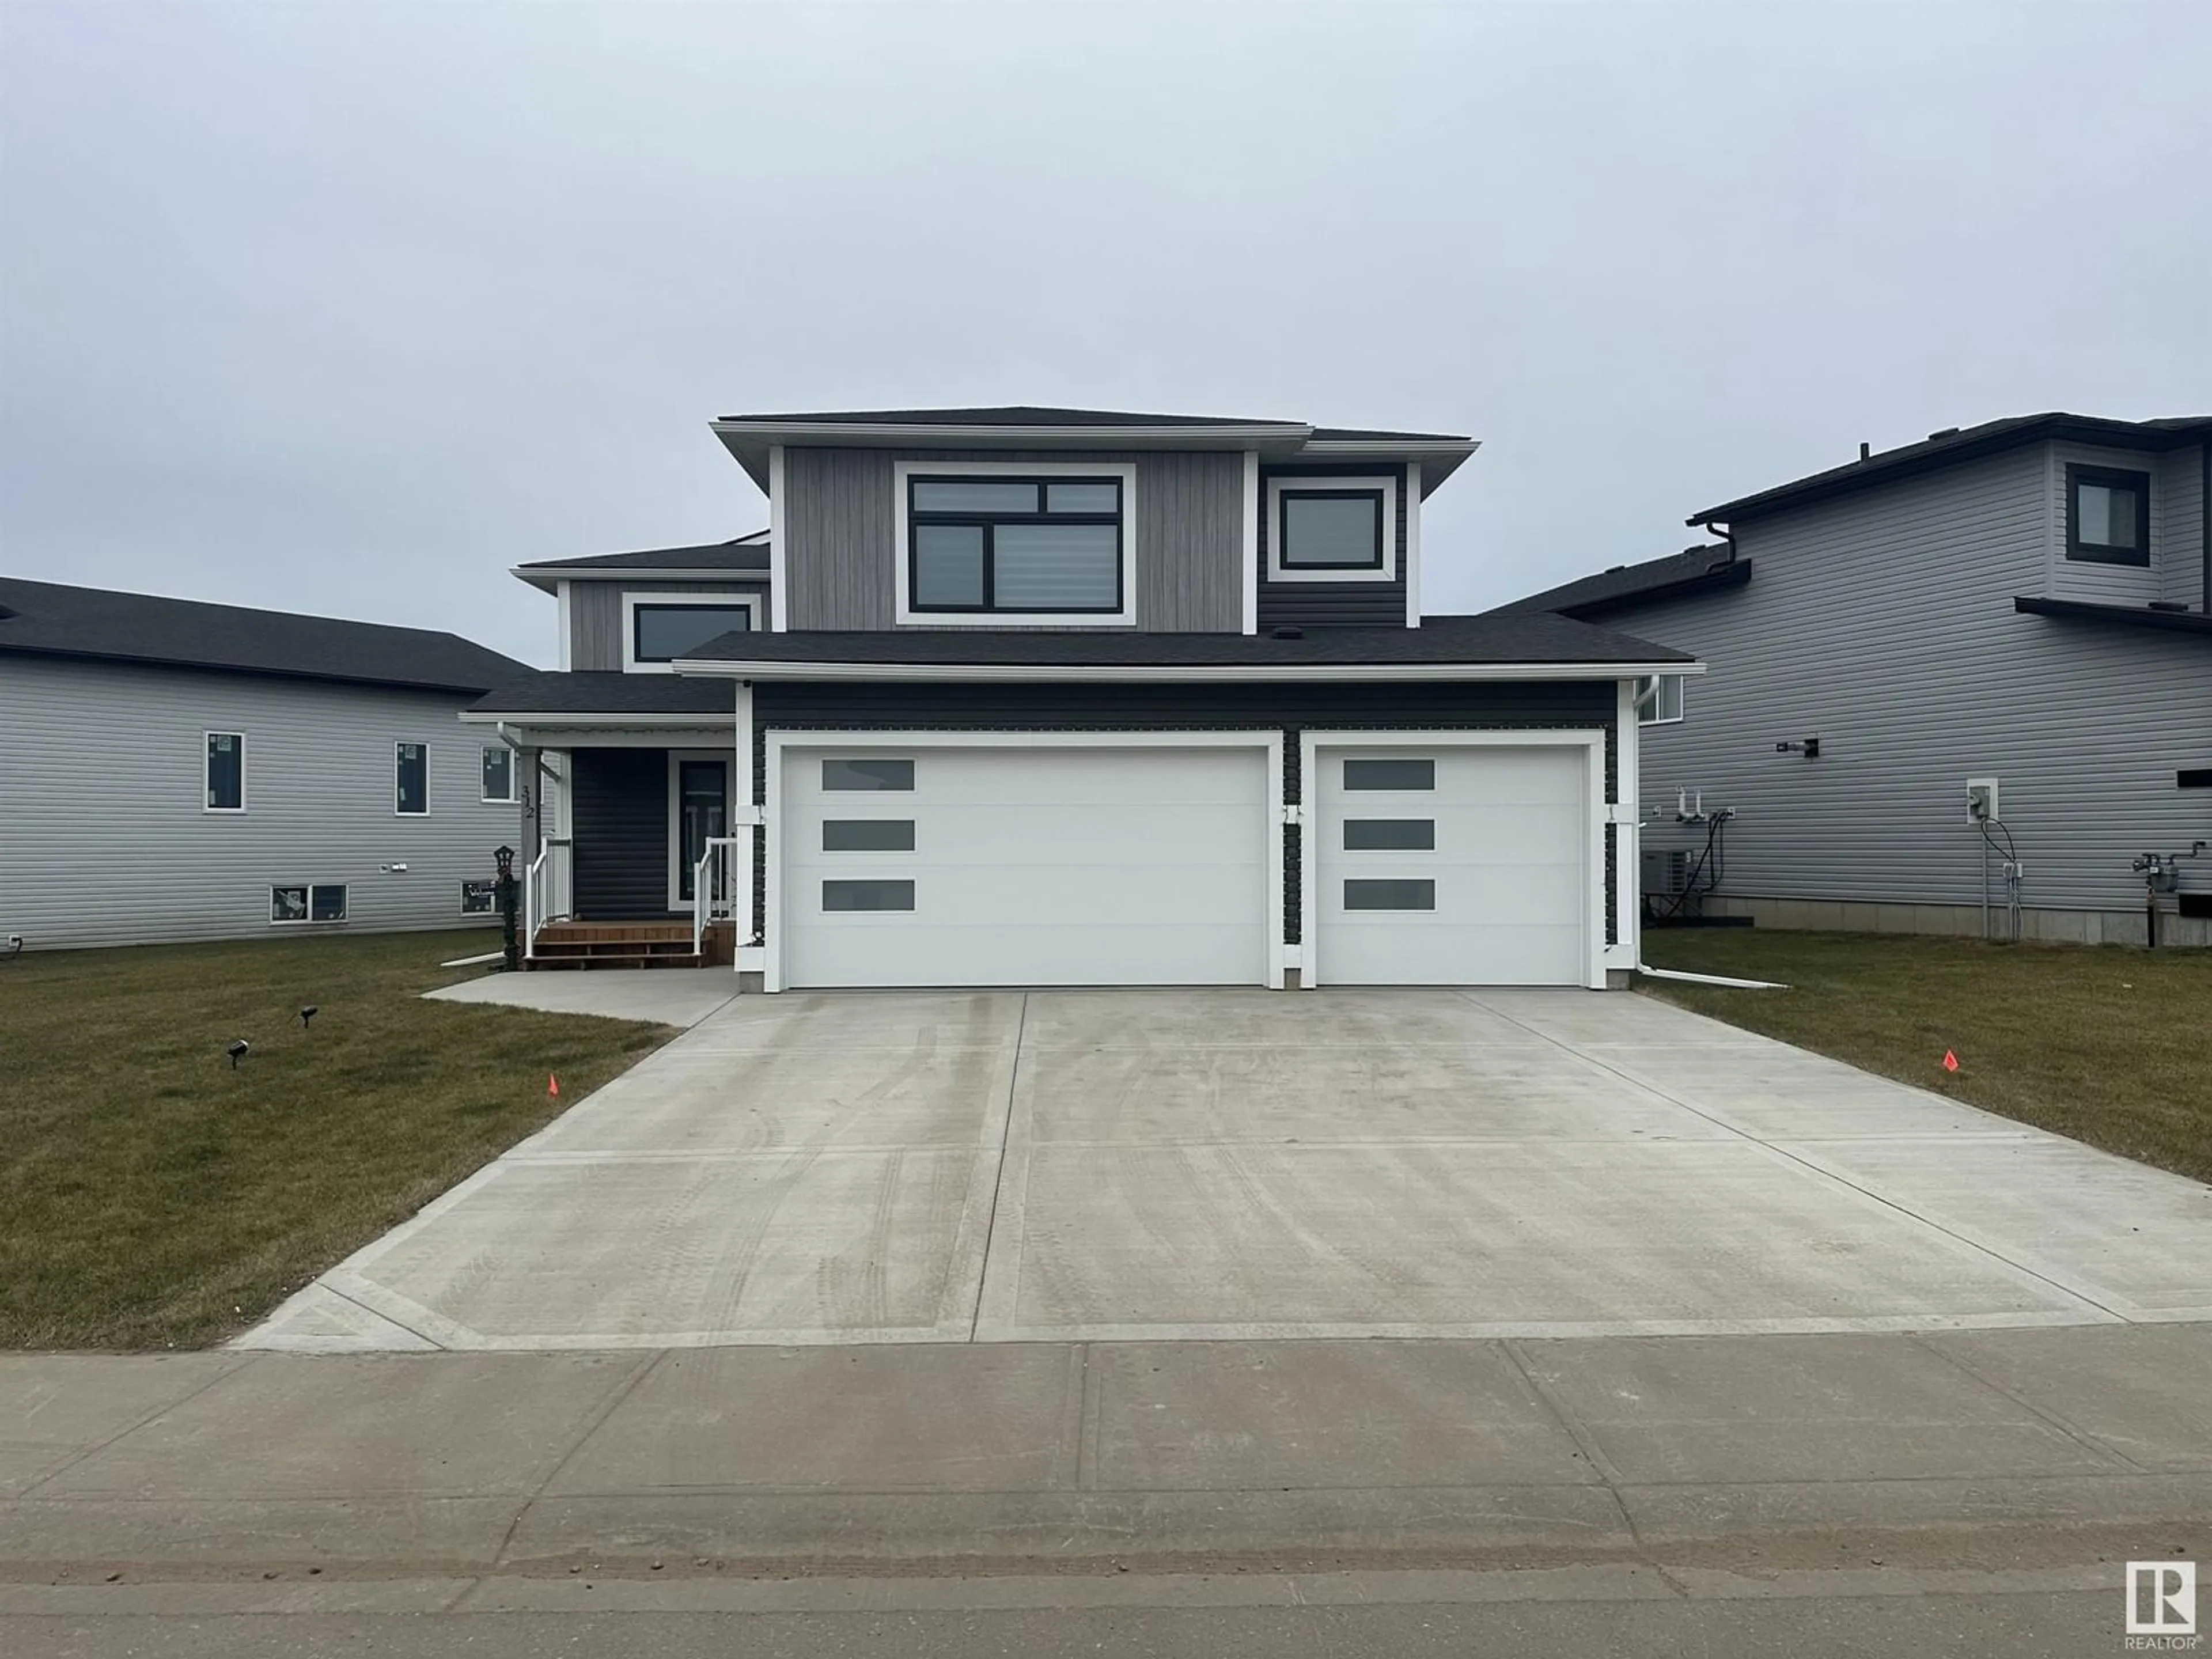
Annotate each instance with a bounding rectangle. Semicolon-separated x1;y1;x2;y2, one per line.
1638;929;2212;1185
0;931;673;1350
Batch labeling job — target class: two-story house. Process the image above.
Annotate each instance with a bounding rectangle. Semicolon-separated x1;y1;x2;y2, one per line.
1498;412;2212;947
464;407;1697;988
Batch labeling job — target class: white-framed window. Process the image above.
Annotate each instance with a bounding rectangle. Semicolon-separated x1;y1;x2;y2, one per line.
480;744;516;804
396;742;429;815
1266;474;1399;584
1635;673;1684;726
204;732;246;812
271;883;347;925
621;590;763;672
893;459;1138;627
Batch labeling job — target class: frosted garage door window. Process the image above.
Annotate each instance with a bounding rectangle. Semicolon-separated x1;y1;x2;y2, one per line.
823;879;915;912
1343;819;1435;851
1343;879;1435;911
1342;758;1434;791
822;819;916;852
822;757;914;791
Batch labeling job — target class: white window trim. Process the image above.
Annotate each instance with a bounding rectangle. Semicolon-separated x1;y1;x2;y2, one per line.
892;459;1139;628
480;744;517;804
395;741;430;817
622;590;764;673
1298;729;1608;991
666;748;733;911
764;729;1285;993
270;882;349;926
1634;673;1684;726
203;730;247;814
1266;473;1399;585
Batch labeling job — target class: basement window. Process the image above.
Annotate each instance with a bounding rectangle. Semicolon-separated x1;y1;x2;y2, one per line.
2066;464;2150;566
271;884;348;925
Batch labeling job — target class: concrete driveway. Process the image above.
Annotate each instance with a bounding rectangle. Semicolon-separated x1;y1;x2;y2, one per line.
243;988;2212;1351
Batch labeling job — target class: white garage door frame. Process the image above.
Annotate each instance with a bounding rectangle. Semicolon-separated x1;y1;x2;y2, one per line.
764;728;1287;993
1298;728;1609;991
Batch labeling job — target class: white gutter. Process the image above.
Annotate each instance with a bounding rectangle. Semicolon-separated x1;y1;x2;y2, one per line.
666;658;1705;684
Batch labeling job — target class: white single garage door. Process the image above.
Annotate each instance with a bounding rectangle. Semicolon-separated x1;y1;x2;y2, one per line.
1312;743;1590;986
779;743;1271;989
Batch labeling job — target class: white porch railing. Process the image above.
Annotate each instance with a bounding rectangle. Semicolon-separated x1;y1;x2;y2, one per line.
522;838;572;961
692;835;747;960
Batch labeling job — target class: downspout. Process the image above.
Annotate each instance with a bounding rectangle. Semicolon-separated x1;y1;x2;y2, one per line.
1634;962;1789;990
2200;439;2209;614
1700;520;1738;563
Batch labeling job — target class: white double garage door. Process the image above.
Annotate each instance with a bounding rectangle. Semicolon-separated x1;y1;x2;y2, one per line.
773;733;1603;990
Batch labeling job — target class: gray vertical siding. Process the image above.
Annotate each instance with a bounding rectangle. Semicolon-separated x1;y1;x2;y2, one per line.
568;580;771;670
781;447;1243;631
2157;444;2207;612
1256;462;1409;629
2047;441;2168;607
0;656;515;950
1621;441;2212;917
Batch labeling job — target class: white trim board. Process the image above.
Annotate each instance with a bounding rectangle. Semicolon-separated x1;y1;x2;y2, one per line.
671;658;1697;684
1297;728;1610;991
620;590;766;673
763;729;1286;994
891;459;1141;628
1265;472;1399;584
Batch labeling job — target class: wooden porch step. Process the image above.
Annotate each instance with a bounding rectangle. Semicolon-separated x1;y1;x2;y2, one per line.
529;950;704;971
527;921;709;971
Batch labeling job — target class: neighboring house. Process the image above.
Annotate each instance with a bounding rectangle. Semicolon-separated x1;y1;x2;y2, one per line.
466;406;1695;988
1498;412;2212;947
0;577;532;950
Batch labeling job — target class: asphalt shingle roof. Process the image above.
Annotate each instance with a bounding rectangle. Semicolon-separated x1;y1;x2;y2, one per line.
675;611;1690;671
467;671;739;715
711;406;1472;443
516;539;771;574
1490;546;1747;620
0;577;529;694
1692;412;2212;525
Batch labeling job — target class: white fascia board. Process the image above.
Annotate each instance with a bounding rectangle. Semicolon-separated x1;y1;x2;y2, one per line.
518;567;772;584
668;659;1702;683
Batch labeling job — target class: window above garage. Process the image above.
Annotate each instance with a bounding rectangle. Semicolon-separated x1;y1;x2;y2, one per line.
1267;474;1398;584
895;461;1137;627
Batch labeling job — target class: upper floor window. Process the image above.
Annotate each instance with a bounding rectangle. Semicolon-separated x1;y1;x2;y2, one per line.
205;732;245;812
622;592;761;671
900;468;1128;620
1266;474;1399;584
1635;673;1684;725
2066;464;2150;566
396;742;429;815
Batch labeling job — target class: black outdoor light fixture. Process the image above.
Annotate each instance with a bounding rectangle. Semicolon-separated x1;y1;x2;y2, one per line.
227;1039;250;1070
300;1005;319;1029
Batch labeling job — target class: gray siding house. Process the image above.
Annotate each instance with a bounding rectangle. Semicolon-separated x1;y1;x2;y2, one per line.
1500;412;2212;947
469;406;1697;987
0;578;531;950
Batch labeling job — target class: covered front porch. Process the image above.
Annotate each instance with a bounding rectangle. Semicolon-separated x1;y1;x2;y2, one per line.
461;686;756;974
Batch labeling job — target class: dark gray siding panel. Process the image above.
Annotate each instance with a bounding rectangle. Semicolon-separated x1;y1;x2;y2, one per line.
569;747;675;919
752;680;1618;943
569;580;771;671
781;448;1241;631
1256;462;1408;629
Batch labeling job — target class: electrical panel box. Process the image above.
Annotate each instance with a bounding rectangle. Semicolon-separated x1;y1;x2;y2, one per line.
1966;778;1999;824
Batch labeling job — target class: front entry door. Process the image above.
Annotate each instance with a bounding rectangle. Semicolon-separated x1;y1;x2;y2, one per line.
673;757;729;905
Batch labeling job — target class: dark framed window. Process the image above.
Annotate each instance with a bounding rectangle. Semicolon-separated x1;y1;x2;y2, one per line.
480;745;514;804
823;878;915;912
823;819;916;852
907;474;1123;613
632;602;754;663
205;732;245;812
1279;488;1385;570
2066;464;2150;565
396;743;429;815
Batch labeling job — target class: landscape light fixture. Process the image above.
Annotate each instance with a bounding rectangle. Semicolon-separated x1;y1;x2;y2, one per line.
300;1005;319;1029
227;1039;250;1070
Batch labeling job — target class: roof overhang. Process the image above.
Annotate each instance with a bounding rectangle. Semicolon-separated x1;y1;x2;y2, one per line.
668;657;1700;684
709;418;1479;493
509;566;770;595
2013;596;2212;638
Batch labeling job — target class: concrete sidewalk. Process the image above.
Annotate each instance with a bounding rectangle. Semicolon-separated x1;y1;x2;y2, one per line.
7;1324;2210;1578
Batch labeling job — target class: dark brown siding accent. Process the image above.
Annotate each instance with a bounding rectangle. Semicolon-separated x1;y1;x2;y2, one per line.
570;747;676;920
1256;461;1409;630
751;680;1618;944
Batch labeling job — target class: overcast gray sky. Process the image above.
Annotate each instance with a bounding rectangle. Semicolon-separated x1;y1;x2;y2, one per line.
3;1;2207;665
